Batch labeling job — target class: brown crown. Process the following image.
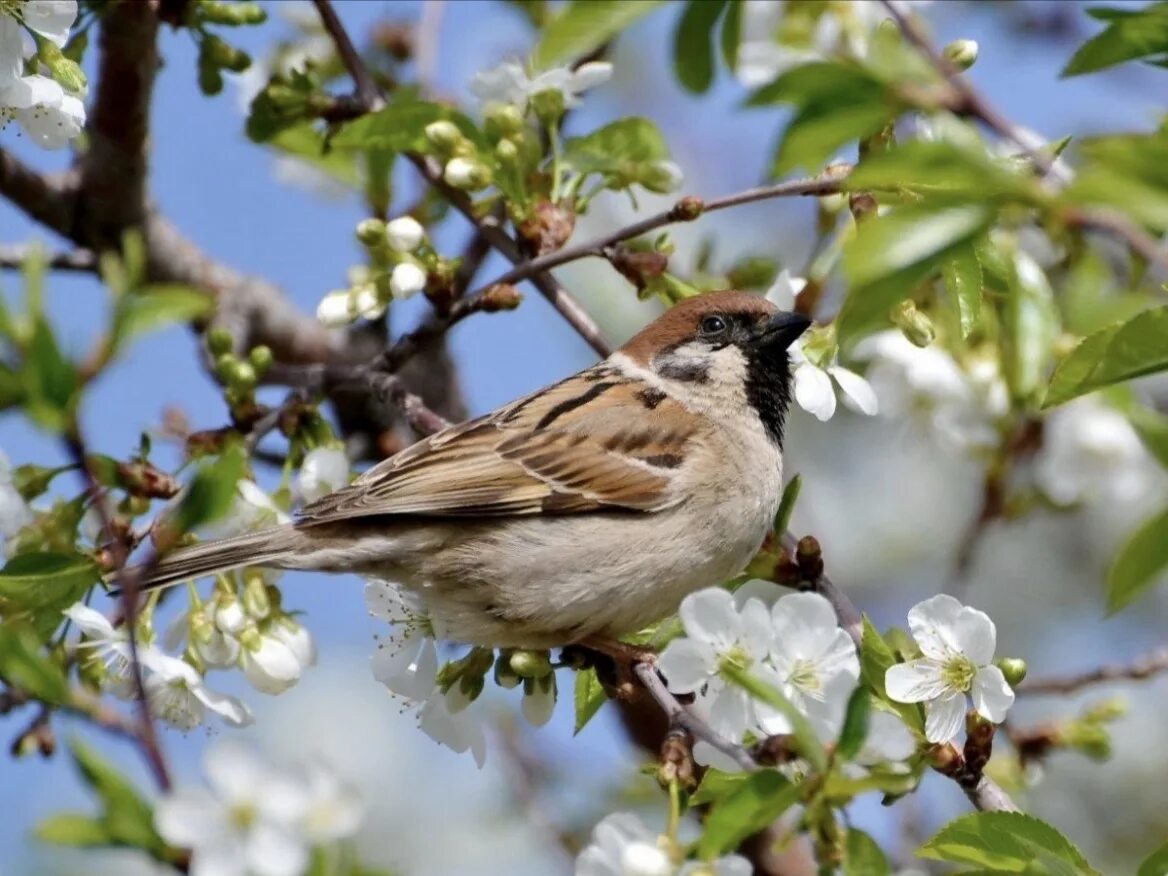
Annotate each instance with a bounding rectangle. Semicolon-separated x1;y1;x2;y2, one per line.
620;290;778;364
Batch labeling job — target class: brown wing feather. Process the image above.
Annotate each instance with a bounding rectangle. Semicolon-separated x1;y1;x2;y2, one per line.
297;367;702;524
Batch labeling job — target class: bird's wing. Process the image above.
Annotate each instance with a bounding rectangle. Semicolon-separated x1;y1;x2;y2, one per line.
297;366;703;523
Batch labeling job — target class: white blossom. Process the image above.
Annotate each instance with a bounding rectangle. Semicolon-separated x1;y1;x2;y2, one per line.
164;605;242;670
385;216;425;253
576;812;750;876
64;603;141;699
855;709;918;767
789;338;878;422
764;269;805;311
760;592;861;738
0;73;85;149
155;740;363;876
417;691;487;768
295;446;349;504
0;449;32;551
389;261;427;299
366;578;441;701
1035;397;1156;506
141;650;253;731
209;480;290;540
12;0;77;47
521;675;556;727
442;156;489;190
885;594;1014;743
315;284;386;327
470;59;612;112
269;617;317;671
657;588;779;741
240;629;303;695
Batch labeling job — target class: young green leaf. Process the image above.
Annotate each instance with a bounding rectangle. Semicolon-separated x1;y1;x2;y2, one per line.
919;811;1100;875
22;316;79;432
845;828;891;876
534;0;667;69
773;474;801;540
942;243;984;338
1127;405;1168;469
332;99;478;152
0;552;99;613
0;624;71;705
69;739;167;853
836;687;872;761
1044;306;1168;408
719;0;742;71
845;140;1037;204
35;813;113;847
573;667;607;734
690;767;750;806
171;445;247;535
1107;507;1168;612
1001;249;1058;403
837;204;993;344
859;616;924;733
1062;2;1168;77
1138;838;1168;876
564;117;671;183
697;771;800;858
111;285;213;353
673;0;727;94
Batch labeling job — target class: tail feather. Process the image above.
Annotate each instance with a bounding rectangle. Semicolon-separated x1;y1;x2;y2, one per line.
134;526;306;592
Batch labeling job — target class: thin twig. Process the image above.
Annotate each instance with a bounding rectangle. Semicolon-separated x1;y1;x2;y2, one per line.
478;176;845;295
1064;207;1168;277
632;662;760;772
63;430;172;791
310;0;383;112
1019;647;1168;695
0;244;97;272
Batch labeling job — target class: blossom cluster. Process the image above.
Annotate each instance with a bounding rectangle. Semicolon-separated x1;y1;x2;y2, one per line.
316;217;430;327
577;812;749;876
0;0;86;149
155;739;363;876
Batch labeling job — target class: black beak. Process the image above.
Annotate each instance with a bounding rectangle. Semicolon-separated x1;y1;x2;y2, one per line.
755;311;811;350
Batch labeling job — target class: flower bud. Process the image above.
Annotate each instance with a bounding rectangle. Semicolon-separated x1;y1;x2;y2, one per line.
640;160;684;194
493;652;522;689
530;88;566;124
996;657;1027;688
943;39;979;71
509;649;552;679
316;290;354;327
271;616;317;669
424;120;463;152
389;262;427;299
494;138;519;165
1083;697;1127;723
355;217;387;247
243;571;271;619
248;344;273;375
215;591;247;635
443;156;491;191
37;41;87;93
890;299;936;348
521;674;556;727
198;0;267;25
385;216;425;252
229;360;257;391
485;102;525;140
207;327;235;356
240;629;302;694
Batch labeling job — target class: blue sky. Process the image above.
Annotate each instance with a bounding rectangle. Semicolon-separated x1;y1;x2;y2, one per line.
2;2;1167;873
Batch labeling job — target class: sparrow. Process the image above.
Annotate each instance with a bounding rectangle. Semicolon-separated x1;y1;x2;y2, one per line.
139;291;810;651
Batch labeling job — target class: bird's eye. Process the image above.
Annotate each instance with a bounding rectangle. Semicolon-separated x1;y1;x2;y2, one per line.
700;315;728;335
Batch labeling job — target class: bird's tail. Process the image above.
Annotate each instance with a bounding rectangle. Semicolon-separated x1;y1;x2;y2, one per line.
132;526;307;593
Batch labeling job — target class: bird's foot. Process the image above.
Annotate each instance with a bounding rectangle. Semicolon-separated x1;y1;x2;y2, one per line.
566;637;658;700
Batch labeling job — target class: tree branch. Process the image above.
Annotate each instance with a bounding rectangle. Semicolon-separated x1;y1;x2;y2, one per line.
0;243;96;272
0;147;77;234
1019;647;1168;695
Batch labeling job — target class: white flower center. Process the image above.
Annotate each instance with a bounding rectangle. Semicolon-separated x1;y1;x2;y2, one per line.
718;643;754;673
788;659;824;701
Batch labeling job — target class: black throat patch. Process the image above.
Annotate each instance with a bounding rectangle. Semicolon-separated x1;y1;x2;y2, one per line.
744;347;794;446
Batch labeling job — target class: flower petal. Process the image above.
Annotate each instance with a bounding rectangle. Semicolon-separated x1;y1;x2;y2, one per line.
246;822;309;876
189;682;254;728
950;605;997;666
62;602;118;640
907;594;966;659
154;788;230;848
885;659;949;703
793;364;837;421
732;579;784;610
678;587;740;650
972;665;1015;723
704;685;751;742
770;592;841;662
657;638;715;694
924;693;967;744
204;739;270;804
829;365;879;416
763;269;806;310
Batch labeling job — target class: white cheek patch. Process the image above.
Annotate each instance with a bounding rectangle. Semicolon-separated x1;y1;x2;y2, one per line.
651;341;750;407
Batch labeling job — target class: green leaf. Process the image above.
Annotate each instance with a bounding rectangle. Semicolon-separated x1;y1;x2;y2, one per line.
1044;306;1168;407
0;624;70;704
23;315;79;432
1062;2;1168;76
1063;128;1168;232
836;687;872;761
846;828;891;876
918;811;1099;875
690;767;749;805
846;140;1038;203
720;0;742;71
112;285;212;353
942;243;984;338
533;0;667;68
564;117;672;191
698;770;800;858
1127;405;1168;469
332;99;477;152
270;122;362;188
1001;249;1058;402
673;1;726;94
721;663;826;770
824;766;921;803
1138;839;1168;876
172;446;247;535
860;616;924;733
1107;507;1168;612
573;667;607;734
36;813;113;846
0;551;99;614
749;62;896;176
837;204;993;344
69;738;167;853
